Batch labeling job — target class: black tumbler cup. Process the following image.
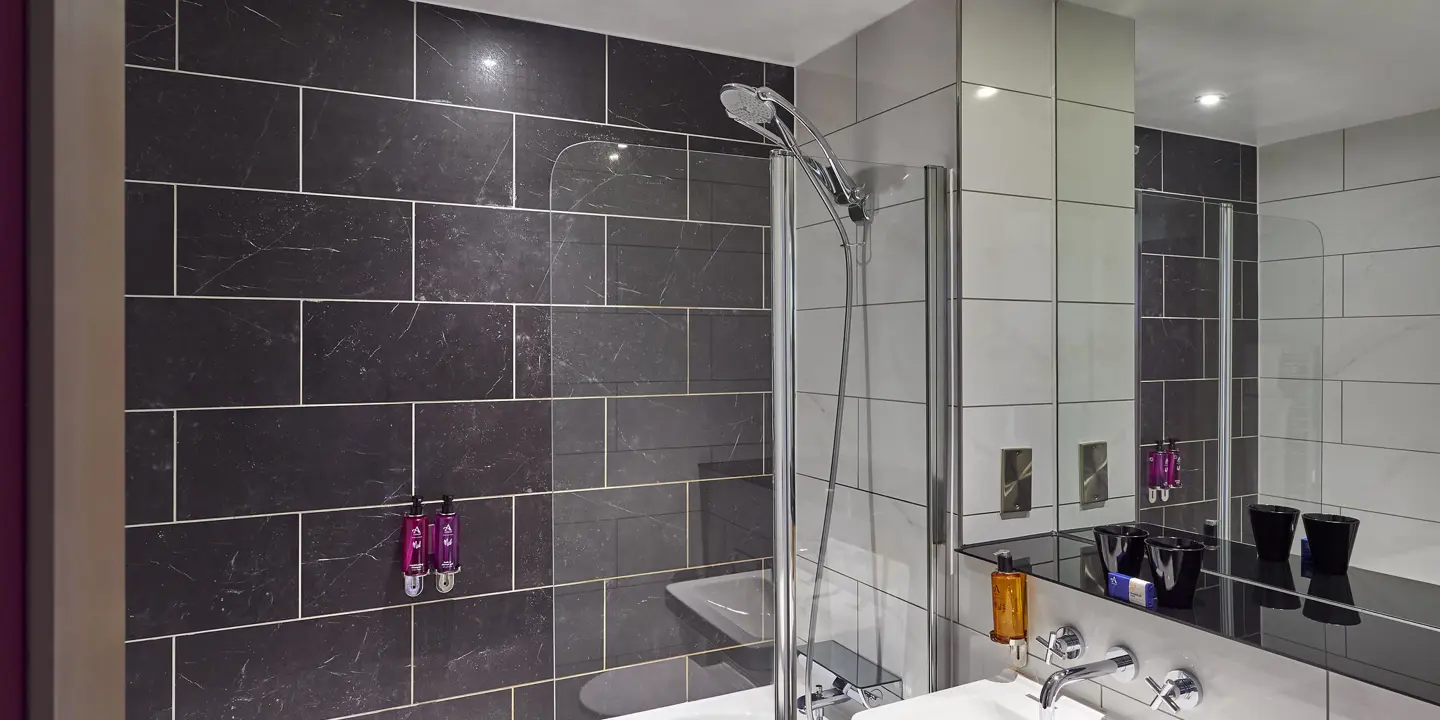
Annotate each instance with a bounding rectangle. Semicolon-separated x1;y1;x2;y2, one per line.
1146;537;1207;609
1094;525;1149;576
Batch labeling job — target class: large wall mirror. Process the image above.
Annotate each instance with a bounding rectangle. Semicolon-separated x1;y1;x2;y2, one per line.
961;0;1440;704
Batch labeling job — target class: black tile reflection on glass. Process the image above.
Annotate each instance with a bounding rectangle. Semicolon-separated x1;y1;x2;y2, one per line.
126;0;176;67
126;182;174;295
1135;127;1162;190
413;589;553;701
1163;379;1218;443
518;307;688;398
553;659;687;720
689;151;770;225
1139;255;1164;317
1163;257;1219;319
1233;319;1258;378
1139;381;1164;445
1139;193;1204;257
1236;262;1258;319
302;89;513;204
416;400;553;497
180;0;413;96
513;682;554;720
550;485;687;584
127;515;298;639
126;412;173;525
1234;208;1258;261
608;218;764;308
689;136;774;160
514;493;553;588
176;404;410;519
514;115;686;214
1232;436;1259;496
690;477;772;565
367;691;511;720
302;301;512;403
1140;318;1205;381
607;38;764;140
690;644;772;700
127;638;172;720
1241;144;1257;203
1162;132;1241;200
1234;378;1259;438
301;499;511;615
416;5;605;121
554;581;605;676
606;561;764;667
764;64;795;104
416;204;604;304
554;399;606;491
127;67;299;189
608;394;765;486
1203;319;1220;379
1161;499;1217;535
1145;440;1206;507
175;609;409;720
126;298;300;409
177;187;412;299
689;310;771;393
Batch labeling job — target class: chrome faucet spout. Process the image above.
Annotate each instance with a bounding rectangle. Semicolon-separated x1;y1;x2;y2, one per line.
1038;647;1137;716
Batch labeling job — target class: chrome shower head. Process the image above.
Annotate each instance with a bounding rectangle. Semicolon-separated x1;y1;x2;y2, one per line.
720;83;777;125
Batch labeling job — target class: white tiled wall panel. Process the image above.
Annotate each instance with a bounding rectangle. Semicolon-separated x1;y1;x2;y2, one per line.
1324;316;1440;383
1054;1;1135;112
960;84;1053;198
1342;106;1440;190
1257;378;1324;442
1339;380;1440;453
1343;246;1440;317
1258;257;1325;319
797;199;926;310
1056;101;1135;208
1057;302;1135;403
1057;202;1136;304
796;301;928;403
1323;442;1440;524
959;0;1053;96
1329;671;1440;720
1257;437;1324;504
961;191;1054;301
961;403;1056;515
855;0;957;121
796;393;928;507
1332;507;1440;586
961;299;1053;406
795;36;857;141
1256;131;1344;202
1057;400;1135;505
1261;175;1440;256
824;85;957;168
1258;319;1323;380
795;475;928;606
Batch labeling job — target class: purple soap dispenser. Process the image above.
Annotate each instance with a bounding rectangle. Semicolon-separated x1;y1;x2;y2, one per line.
432;495;462;594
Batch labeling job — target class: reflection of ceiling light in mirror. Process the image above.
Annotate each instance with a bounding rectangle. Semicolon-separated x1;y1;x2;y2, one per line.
1195;93;1225;107
616;144;628;149
482;58;498;68
974;86;999;99
608;153;620;161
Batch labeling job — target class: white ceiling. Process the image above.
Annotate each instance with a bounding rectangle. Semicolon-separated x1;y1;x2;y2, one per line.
1077;0;1440;145
432;0;913;65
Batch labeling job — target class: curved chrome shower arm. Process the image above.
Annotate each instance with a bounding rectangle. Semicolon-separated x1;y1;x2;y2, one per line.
756;87;867;210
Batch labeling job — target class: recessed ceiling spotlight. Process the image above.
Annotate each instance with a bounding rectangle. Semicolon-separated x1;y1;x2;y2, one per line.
608;153;620;161
974;86;999;99
1196;93;1226;107
482;58;498;68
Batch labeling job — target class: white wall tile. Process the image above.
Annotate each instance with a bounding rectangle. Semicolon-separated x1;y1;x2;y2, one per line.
1333;507;1440;586
1057;202;1136;303
1340;380;1440;453
1344;246;1440;317
1324;316;1440;383
1057;400;1135;506
1324;442;1440;524
1322;381;1342;443
856;0;956;121
795;556;861;650
1056;101;1134;208
1254;212;1327;263
796;302;927;403
962;300;1053;406
798;199;926;310
1261;175;1440;256
961;507;1056;545
1258;257;1325;320
961;84;1053;198
796;393;929;507
959;0;1053;96
858;587;930;698
1256;131;1344;203
1257;437;1324;504
824;85;957;168
797;160;928;227
1100;686;1178;720
1058;499;1137;532
796;476;929;606
1258;319;1323;380
796;36;857;142
1055;2;1135;112
1329;671;1440;720
1343;107;1440;190
1258;378;1324;442
1057;302;1135;403
960;191;1053;301
1323;255;1344;317
962;403;1056;515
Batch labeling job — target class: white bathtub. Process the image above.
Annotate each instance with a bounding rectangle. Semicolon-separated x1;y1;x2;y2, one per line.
616;686;774;720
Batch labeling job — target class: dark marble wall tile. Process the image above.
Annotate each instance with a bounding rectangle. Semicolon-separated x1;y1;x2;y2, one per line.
368;690;512;720
180;0;413;96
126;182;174;295
127;68;299;189
126;297;300;409
301;498;512;615
608;394;765;486
514;493;553;588
1138;193;1204;257
689;136;773;159
416;400;553;497
554;399;606;491
1139;382;1163;445
177;187;411;299
607;38;763;140
553;659;687;720
1233;319;1258;378
514;116;687;216
689;477;772;565
1234;211;1258;261
127;515;298;639
607;218;764;308
548;485;687;584
175;609;409;720
1163;257;1219;318
127;638;172;720
689;310;771;393
1234;377;1259;437
1161;499;1216;535
1135;127;1162;191
690;151;769;225
606;561;763;667
303;90;513;204
1142;440;1207;508
1232;437;1259;497
413;589;554;701
554;581;605;676
416;205;604;304
513;682;555;720
1139;255;1164;317
416;5;605;121
1203;319;1220;379
177;404;410;519
303;301;512;403
1241;144;1258;203
1235;261;1258;319
689;644;772;700
1163;379;1218;443
1161;132;1242;200
518;307;688;398
126;412;174;525
764;64;795;103
1139;318;1205;381
126;0;176;67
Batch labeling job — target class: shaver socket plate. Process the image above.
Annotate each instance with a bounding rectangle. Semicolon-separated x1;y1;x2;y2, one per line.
1000;447;1033;514
1080;441;1109;505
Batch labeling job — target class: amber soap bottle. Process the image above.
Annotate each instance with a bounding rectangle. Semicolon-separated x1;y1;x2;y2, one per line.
989;550;1027;644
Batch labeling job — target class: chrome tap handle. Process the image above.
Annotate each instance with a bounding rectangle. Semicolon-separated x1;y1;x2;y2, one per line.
1033;626;1085;665
1147;670;1202;712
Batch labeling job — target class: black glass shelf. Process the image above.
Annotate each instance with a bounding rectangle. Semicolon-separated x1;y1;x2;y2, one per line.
799;640;901;690
962;532;1440;707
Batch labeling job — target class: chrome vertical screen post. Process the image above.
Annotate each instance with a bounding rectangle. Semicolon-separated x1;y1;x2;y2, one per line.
924;166;953;691
770;152;798;720
1216;204;1234;547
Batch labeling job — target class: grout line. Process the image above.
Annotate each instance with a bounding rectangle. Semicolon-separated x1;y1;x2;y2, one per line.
604;35;609;123
411;0;417;100
171;410;178;521
510;497;517;589
684;481;691;566
125;292;768;313
409;604;416;704
685;309;691;392
297;304;304;404
124;389;771;414
410;403;417;496
510;113;517;206
171;183;178;294
602;215;608;304
297;514;304;617
172;0;179;69
602;398;609;487
511;304;518;397
410;202;417;300
298;87;304;190
170;635;177;719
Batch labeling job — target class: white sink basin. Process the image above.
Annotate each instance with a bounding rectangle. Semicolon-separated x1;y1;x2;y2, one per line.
854;672;1104;720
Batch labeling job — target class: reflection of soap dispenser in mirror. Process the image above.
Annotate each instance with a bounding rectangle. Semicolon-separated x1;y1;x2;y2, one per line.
989;550;1028;667
1146;442;1164;503
1164;438;1183;500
